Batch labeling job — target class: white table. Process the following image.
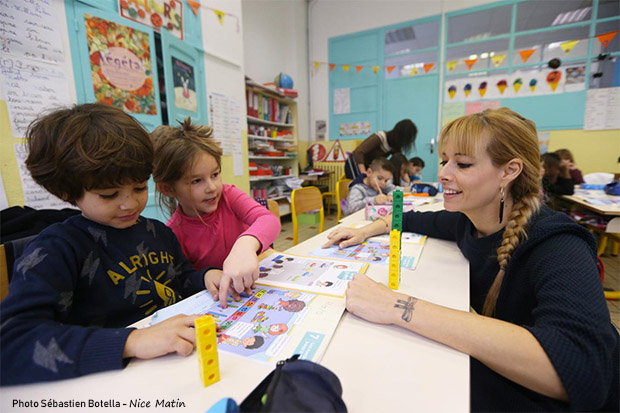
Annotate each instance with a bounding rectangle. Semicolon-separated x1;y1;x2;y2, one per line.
1;202;470;413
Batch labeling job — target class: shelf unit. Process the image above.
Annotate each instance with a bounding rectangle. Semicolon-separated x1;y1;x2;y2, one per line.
245;79;298;216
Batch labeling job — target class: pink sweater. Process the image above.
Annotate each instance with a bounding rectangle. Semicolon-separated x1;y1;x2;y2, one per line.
167;184;281;270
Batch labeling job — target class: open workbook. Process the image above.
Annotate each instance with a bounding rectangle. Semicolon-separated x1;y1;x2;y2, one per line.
147;250;369;363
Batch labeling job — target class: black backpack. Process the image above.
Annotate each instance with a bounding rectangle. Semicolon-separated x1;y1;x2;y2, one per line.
208;355;347;412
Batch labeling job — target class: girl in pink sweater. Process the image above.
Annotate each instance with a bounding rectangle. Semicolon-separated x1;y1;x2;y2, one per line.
152;118;281;307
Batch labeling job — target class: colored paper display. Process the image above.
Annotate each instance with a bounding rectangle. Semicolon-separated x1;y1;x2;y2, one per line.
119;0;184;40
172;57;197;112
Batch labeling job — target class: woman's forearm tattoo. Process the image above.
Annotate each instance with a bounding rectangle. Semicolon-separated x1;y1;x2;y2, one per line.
394;296;417;322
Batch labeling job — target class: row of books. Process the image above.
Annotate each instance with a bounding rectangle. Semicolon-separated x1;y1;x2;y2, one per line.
246;89;292;124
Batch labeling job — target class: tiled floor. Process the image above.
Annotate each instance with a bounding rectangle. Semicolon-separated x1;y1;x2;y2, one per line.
274;210;619;331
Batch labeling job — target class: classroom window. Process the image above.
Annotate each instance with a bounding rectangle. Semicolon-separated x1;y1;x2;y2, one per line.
385;50;438;79
597;0;620;19
446;38;510;74
384;20;439;56
446;5;512;44
515;0;593;32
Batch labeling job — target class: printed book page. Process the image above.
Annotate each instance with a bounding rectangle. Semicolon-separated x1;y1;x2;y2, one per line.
148;288;345;363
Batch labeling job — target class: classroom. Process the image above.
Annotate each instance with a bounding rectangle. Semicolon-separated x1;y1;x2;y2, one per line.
0;0;619;411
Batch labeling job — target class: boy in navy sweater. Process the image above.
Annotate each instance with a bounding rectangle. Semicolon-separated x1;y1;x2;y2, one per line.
0;104;223;385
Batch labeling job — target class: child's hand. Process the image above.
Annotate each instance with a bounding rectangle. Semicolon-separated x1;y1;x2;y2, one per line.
218;236;261;308
123;314;199;359
386;195;393;202
204;269;242;304
375;194;388;204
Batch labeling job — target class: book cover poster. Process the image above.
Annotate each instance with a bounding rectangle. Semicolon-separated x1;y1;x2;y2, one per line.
172;57;197;112
85;14;157;114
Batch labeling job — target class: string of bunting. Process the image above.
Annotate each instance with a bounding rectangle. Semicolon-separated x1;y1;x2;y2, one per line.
184;0;240;33
314;30;617;75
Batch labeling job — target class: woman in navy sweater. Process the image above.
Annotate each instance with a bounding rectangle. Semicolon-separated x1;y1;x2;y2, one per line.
324;108;618;412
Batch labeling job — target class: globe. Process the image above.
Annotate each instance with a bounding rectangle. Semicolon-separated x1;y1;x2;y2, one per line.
275;73;293;89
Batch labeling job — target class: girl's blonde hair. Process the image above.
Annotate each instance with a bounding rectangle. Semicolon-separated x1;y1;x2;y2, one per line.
152;117;223;217
439;108;541;316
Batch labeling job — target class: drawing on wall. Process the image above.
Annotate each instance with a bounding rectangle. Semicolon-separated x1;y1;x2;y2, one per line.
172;57;197;112
119;0;184;40
85;14;157;114
339;121;371;136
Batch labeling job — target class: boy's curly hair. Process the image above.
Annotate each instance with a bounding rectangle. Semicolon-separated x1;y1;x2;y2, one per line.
25;103;153;205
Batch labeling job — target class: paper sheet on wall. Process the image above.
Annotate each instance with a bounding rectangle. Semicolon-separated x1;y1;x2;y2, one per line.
208;92;242;156
584;87;620;130
14;144;74;209
0;0;65;64
0;54;71;137
0;170;8;210
333;88;350;114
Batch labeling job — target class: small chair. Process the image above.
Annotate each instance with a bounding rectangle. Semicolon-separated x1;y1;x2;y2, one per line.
0;235;37;301
321;173;346;215
291;186;324;245
267;199;281;221
336;178;352;221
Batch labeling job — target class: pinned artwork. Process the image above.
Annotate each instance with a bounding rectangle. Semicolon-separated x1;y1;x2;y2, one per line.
546;71;561;92
172;57;197;112
119;0;184;40
496;80;507;95
308;143;327;162
448;85;457;99
478;81;488;98
513;78;523;93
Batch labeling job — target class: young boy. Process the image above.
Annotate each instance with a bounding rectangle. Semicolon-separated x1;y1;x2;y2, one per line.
408;157;425;182
0;104;223;385
541;152;575;197
345;157;396;215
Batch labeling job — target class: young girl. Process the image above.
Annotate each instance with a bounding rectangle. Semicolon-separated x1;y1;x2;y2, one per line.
555;148;585;184
152;118;281;308
389;153;411;187
324;108;618;411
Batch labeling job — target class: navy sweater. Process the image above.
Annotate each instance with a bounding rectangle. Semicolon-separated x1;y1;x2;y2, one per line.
403;206;619;412
0;215;209;385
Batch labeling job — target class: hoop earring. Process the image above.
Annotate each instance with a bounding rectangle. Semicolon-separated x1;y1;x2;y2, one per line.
499;187;505;224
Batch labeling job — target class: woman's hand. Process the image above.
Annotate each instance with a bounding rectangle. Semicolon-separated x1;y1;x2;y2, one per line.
322;227;367;248
346;273;411;325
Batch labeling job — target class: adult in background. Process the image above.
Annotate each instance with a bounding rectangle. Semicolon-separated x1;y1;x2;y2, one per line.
345;119;417;180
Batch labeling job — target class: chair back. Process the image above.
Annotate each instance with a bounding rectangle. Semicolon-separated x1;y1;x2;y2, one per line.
267;200;281;220
0;235;37;301
336;179;352;221
291;186;324;245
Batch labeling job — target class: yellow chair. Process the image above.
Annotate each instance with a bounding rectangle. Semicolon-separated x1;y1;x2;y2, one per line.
291;186;324;245
336;178;352;221
321;173;346;215
267;199;281;222
0;244;8;302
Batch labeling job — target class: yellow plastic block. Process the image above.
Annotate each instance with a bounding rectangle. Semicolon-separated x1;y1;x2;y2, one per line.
195;315;220;387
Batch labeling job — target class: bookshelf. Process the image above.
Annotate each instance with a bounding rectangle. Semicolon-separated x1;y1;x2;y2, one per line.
245;78;298;216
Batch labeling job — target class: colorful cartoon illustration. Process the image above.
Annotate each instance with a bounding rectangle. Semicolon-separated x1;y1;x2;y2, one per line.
253;323;289;336
316;281;334;287
448;85;457;99
218;334;265;349
464;83;472;97
478;81;487;97
529;78;538;92
513;78;523;93
279;299;306;313
546;71;561;91
496;79;507;95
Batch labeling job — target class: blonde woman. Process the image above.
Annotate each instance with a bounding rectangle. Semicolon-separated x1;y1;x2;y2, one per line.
324;108;618;411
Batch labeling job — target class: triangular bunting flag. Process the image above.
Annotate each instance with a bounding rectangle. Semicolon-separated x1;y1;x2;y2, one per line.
423;63;434;73
446;61;458;72
356;65;363;73
491;54;506;67
372;66;380;74
188;0;200;15
313;62;321;69
386;66;395;74
214;9;225;25
342;65;350;73
324;140;346;162
409;66;418;76
560;40;579;54
464;59;477;70
597;31;618;48
329;63;335;72
519;49;536;63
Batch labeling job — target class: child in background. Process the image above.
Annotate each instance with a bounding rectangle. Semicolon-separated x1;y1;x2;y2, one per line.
389;153;411;186
152;118;281;308
345;157;396;215
555;148;585;185
408;157;425;182
0;104;223;385
541;152;575;196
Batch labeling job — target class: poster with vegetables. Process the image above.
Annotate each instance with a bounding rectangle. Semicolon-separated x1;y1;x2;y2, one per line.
119;0;183;40
85;14;157;115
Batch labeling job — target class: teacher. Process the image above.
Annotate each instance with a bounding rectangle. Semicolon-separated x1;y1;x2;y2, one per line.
345;119;417;179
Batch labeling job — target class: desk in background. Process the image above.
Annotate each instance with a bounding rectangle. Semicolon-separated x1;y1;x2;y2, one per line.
0;198;469;413
561;188;620;217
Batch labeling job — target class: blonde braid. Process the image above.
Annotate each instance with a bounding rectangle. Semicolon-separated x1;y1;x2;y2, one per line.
482;196;540;316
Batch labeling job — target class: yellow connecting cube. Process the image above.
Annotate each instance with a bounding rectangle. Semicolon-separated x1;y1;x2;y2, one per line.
389;229;401;290
195;315;220;387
